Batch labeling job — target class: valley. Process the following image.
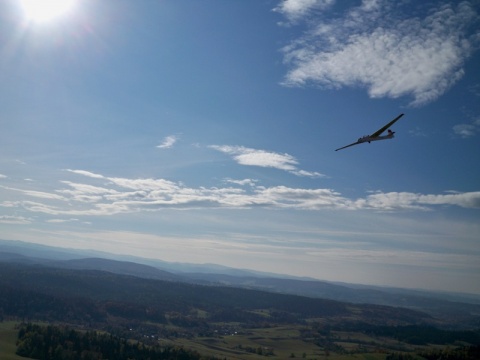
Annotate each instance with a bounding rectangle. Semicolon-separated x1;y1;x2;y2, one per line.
1;239;479;359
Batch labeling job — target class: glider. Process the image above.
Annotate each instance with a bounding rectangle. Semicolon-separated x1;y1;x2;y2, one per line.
335;113;404;151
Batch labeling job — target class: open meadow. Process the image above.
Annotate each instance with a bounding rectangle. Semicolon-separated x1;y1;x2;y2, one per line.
0;322;34;360
144;322;454;359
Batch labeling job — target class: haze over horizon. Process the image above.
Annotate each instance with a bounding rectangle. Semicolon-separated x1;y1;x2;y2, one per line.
1;0;479;294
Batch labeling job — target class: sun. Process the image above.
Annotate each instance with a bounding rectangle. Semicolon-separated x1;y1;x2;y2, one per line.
20;0;76;23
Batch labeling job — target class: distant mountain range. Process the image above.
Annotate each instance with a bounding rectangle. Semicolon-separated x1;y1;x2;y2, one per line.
1;238;479;329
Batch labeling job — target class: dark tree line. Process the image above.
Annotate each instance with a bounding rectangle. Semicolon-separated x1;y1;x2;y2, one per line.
0;285;105;325
386;345;480;360
16;323;219;360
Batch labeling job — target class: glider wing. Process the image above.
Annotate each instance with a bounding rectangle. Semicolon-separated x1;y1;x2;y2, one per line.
369;113;404;138
335;141;361;151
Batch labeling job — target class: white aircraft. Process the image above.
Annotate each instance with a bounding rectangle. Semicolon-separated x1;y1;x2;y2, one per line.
335;113;404;151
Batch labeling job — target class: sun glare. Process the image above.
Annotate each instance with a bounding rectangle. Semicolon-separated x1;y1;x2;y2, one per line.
20;0;76;23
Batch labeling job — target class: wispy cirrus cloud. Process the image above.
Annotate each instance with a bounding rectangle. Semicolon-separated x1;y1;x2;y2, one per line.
46;218;80;223
453;124;477;138
65;169;105;178
279;1;479;106
0;215;32;224
357;191;480;211
209;145;324;178
224;178;258;187
453;118;480;138
0;185;65;201
156;135;178;149
274;0;335;22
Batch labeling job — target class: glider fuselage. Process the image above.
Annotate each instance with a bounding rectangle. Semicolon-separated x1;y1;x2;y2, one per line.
358;133;394;143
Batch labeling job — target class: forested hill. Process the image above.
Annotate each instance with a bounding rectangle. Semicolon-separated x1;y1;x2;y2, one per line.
3;262;480;360
0;262;430;327
2;241;480;329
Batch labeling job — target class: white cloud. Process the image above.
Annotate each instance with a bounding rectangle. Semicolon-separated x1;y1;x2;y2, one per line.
291;169;325;178
108;177;179;191
0;215;32;224
280;1;479;106
23;190;65;200
357;191;480;210
0;174;7;179
212;145;297;170
57;181;118;203
210;145;324;178
224;178;258;187
360;0;381;12
274;0;335;21
156;135;178;149
0;202;14;208
46;218;80;223
4;170;479;218
0;185;65;201
66;169;105;179
453;118;480;138
453;124;476;137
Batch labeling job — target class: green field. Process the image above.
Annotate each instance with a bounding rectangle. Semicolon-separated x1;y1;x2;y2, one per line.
0;321;399;360
0;322;34;360
1;321;469;360
153;324;427;359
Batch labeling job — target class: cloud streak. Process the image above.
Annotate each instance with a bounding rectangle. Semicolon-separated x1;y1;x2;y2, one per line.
279;1;479;106
2;171;479;219
156;135;178;149
0;215;31;224
210;145;324;178
274;0;335;22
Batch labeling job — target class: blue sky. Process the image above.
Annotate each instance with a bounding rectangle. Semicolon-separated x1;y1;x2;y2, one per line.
1;0;479;294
